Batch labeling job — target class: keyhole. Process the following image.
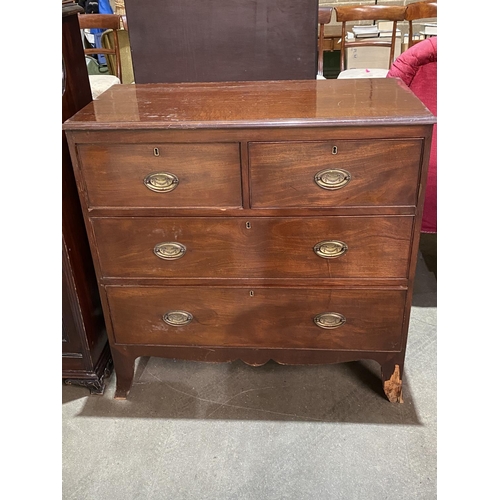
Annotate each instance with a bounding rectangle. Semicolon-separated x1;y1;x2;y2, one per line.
249;290;254;297
245;221;251;229
153;147;160;156
332;146;338;155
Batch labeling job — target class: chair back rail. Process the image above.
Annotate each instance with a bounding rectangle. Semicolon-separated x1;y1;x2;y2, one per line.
78;14;122;82
335;5;406;72
405;2;437;49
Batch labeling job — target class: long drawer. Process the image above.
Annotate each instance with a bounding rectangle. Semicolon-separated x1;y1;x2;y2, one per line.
92;216;413;279
107;286;406;350
76;142;242;208
249;139;422;208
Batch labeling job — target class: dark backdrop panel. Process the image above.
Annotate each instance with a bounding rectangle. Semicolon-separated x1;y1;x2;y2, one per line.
124;0;319;83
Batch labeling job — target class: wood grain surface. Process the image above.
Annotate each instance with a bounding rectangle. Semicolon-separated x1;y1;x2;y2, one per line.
92;216;413;279
107;286;406;351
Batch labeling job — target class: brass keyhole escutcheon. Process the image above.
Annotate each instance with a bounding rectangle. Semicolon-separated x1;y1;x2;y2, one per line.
246;221;252;229
153;147;160;156
332;146;338;155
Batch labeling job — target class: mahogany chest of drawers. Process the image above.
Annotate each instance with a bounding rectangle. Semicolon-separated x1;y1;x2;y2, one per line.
64;79;435;402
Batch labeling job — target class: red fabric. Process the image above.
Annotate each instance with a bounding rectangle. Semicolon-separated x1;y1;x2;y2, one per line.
387;37;437;233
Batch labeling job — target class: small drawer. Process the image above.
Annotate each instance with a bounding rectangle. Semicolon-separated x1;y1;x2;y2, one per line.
92;216;413;279
249;139;422;208
107;286;406;351
76;142;242;208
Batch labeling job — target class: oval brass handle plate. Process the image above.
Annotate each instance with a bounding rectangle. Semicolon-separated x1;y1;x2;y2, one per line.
153;242;186;260
314;312;346;329
144;172;179;193
314;168;351;190
313;240;348;259
163;310;193;326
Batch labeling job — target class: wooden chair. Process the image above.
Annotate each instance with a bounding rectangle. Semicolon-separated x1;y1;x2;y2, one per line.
79;13;122;81
334;5;406;79
101;26;135;84
78;13;123;98
317;6;333;79
405;1;437;49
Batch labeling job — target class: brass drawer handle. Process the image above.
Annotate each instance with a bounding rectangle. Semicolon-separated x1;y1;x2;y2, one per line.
313;240;348;259
163;310;193;326
144;172;179;193
153;242;186;260
314;168;351;190
314;312;346;329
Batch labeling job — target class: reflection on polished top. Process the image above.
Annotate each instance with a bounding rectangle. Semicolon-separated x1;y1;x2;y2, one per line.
63;79;436;130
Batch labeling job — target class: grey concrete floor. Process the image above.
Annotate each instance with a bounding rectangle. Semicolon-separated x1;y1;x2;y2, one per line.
62;253;436;500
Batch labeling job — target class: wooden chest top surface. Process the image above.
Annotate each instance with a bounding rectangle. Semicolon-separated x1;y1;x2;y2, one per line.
63;79;436;130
